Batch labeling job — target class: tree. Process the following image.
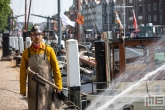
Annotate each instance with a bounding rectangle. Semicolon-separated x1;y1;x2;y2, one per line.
0;0;12;32
28;24;33;30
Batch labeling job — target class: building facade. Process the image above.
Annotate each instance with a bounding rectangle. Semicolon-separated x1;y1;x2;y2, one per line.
76;0;165;37
126;0;145;31
126;0;165;31
144;0;165;25
82;0;97;31
81;0;115;32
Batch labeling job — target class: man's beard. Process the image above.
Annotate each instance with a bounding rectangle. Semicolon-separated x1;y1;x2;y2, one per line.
33;39;41;45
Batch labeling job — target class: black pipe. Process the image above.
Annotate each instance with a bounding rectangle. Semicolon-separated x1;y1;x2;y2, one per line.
2;33;9;57
95;41;107;92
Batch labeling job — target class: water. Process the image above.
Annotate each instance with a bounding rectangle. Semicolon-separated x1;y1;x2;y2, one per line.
86;38;165;110
100;64;165;110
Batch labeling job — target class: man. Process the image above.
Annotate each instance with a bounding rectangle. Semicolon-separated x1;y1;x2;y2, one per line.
20;25;62;110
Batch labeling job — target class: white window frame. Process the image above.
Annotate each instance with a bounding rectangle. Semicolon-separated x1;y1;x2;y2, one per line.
129;0;133;3
160;14;162;24
153;3;157;10
159;2;162;12
154;15;157;21
148;15;151;22
148;4;151;11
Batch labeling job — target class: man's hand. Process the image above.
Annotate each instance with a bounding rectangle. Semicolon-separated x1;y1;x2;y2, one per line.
20;93;26;96
56;91;67;101
56;89;62;93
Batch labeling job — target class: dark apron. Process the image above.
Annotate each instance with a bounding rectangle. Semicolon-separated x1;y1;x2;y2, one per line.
27;47;62;110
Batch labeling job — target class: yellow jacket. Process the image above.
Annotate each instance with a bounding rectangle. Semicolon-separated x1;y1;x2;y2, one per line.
20;43;62;94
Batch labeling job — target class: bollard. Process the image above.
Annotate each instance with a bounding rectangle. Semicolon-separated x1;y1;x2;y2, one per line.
18;37;24;54
12;37;16;51
2;33;10;57
9;37;12;48
1;33;12;61
66;39;81;109
95;40;107;92
14;37;19;53
25;37;31;48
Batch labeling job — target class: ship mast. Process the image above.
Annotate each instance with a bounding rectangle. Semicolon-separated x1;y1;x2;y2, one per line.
24;0;27;31
75;0;80;42
58;0;62;47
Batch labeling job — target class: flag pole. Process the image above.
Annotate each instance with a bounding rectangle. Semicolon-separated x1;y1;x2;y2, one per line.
76;0;80;42
115;4;133;37
123;0;125;38
58;0;61;48
108;0;109;31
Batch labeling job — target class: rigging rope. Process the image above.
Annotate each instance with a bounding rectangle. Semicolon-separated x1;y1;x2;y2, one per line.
41;0;46;23
31;2;35;23
85;0;102;35
17;0;23;15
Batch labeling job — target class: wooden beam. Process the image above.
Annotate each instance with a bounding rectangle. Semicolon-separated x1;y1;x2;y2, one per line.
112;45;114;80
119;43;126;74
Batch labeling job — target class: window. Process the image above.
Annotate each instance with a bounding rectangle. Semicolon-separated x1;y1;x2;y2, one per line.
148;4;151;11
153;3;157;10
102;7;105;13
154;15;157;21
159;2;162;12
109;16;112;23
92;1;95;6
129;0;133;3
160;14;162;24
148;15;151;22
138;5;142;13
104;17;106;23
129;10;133;17
102;16;105;23
83;4;86;8
106;16;108;23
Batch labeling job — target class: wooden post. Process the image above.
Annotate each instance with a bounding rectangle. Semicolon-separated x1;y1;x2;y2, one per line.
76;0;80;42
119;43;126;74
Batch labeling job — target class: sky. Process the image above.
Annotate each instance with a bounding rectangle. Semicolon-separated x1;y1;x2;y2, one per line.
10;0;73;23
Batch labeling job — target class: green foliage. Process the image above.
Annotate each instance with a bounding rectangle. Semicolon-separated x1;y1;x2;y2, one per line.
0;0;12;32
28;24;33;30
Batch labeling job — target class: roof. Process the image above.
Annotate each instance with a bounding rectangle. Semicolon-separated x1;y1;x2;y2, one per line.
114;48;143;62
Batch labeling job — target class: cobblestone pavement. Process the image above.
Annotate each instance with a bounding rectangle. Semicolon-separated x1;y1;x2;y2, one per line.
0;49;28;110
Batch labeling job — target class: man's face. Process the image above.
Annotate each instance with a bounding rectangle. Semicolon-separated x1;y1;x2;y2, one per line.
30;32;43;45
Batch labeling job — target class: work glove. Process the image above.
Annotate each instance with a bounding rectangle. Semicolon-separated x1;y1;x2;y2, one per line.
56;91;67;101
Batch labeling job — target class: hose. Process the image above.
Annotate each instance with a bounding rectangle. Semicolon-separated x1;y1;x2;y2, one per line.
145;80;150;96
62;101;80;110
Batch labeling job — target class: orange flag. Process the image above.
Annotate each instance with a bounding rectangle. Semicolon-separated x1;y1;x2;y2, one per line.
115;11;123;30
76;13;84;25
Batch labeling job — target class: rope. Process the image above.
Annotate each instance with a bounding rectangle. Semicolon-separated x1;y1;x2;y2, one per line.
54;0;56;15
41;0;46;23
17;0;23;15
85;1;102;35
0;88;28;103
62;101;80;110
145;80;150;96
42;0;46;15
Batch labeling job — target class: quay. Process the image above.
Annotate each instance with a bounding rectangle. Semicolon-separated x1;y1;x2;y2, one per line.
0;49;28;110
